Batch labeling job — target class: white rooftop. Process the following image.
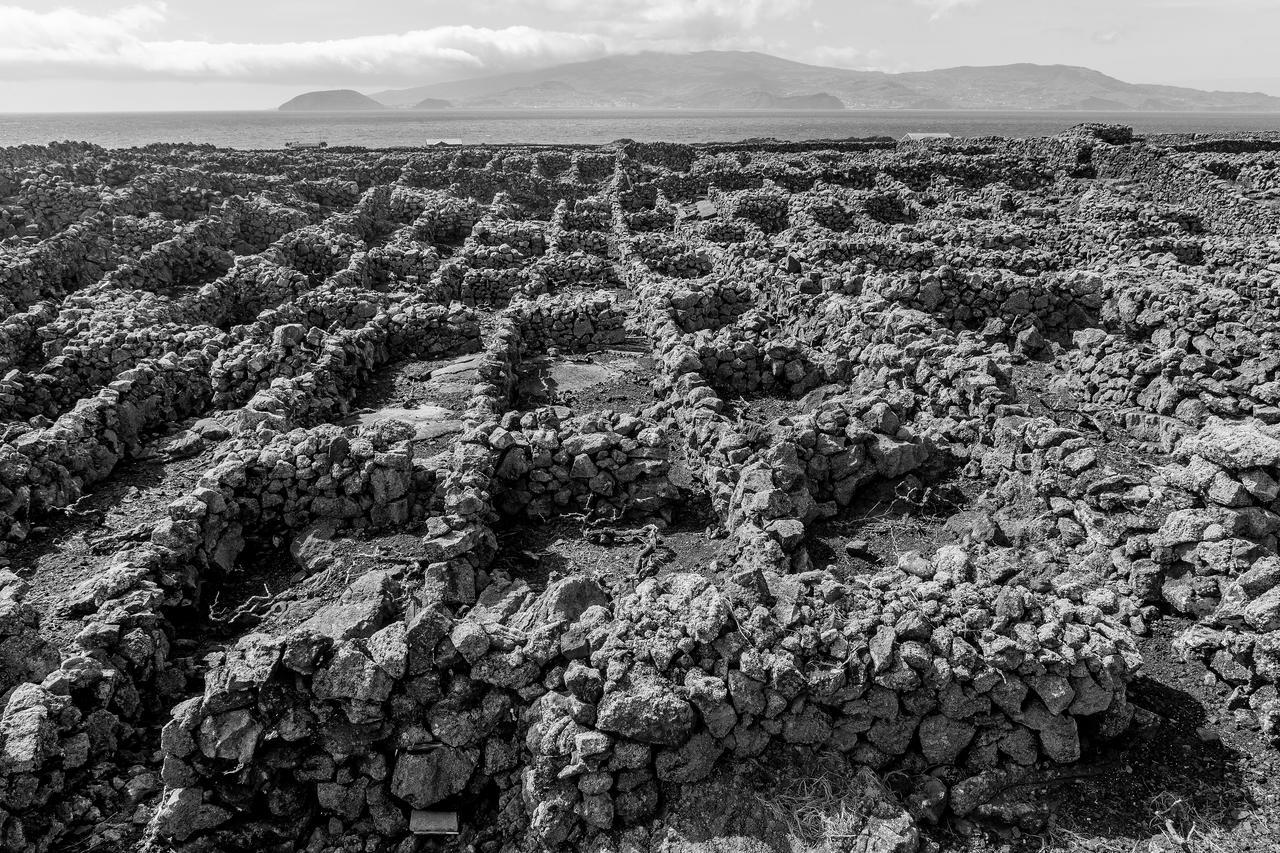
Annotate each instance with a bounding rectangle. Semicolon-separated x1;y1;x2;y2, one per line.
900;132;955;142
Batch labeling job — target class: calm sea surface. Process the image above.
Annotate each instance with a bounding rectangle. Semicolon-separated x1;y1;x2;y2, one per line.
1;109;1278;149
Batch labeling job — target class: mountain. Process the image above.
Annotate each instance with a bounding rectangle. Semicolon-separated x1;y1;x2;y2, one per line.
412;97;453;109
278;89;385;111
896;63;1280;111
682;91;846;109
356;51;1280;112
373;52;902;109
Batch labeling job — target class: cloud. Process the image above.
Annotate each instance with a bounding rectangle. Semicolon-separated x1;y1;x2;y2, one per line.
1141;0;1279;6
0;2;165;55
0;0;819;84
805;45;891;71
0;3;605;83
911;0;983;19
487;0;810;43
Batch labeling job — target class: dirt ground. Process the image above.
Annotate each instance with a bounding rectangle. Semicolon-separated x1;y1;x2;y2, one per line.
491;493;725;599
514;343;660;415
347;350;485;458
920;616;1280;853
7;422;225;651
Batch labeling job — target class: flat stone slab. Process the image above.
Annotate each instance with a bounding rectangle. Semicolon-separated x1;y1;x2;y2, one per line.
422;353;484;392
344;406;463;442
551;357;640;391
518;353;643;403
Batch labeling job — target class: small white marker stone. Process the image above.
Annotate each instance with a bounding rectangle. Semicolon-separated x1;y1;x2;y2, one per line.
410;810;460;835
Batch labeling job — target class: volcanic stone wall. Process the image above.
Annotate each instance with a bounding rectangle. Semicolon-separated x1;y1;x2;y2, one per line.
5;126;1280;853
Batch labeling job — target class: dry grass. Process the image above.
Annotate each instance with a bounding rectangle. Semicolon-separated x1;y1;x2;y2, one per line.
1029;790;1252;853
752;752;892;852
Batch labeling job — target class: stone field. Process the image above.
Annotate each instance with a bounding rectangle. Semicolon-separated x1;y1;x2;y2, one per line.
2;126;1280;852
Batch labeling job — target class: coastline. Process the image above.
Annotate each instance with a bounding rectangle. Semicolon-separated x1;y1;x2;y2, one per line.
1;108;1278;149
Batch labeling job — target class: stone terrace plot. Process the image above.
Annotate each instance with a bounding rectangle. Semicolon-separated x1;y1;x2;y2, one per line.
2;126;1280;853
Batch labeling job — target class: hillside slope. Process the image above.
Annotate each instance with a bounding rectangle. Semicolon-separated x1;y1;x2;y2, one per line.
278;89;386;111
364;51;1280;111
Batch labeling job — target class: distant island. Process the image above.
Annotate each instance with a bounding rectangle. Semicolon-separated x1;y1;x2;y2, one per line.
279;50;1280;112
278;89;385;111
412;97;454;110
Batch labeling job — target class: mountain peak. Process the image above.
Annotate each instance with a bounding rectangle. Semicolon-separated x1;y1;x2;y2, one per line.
290;51;1278;113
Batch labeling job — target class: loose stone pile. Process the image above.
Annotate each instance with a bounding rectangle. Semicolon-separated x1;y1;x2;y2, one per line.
0;125;1279;853
1153;419;1280;735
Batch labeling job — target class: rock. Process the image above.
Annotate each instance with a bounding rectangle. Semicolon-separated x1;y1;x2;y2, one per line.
1184;418;1280;471
1020;699;1079;762
565;661;605;703
1254;632;1280;681
449;620;490;664
313;643;394;703
1241;468;1280;503
907;776;949;824
273;323;305;348
298;569;395;641
870;624;896;673
849;766;921;853
597;678;696;745
1244;586;1280;632
683;671;736;738
1155;508;1234;547
783;704;834;744
1067;674;1114;716
152;787;231;842
367;621;409;679
870;434;928;479
577;793;615;829
950;769;1010;816
291;519;340;573
727;669;766;716
1239;556;1280;596
1027;674;1075;715
197;709;263;764
917;714;976;765
0;683;58;774
390;747;478;808
654;731;724;783
540;576;611;623
575;730;612;758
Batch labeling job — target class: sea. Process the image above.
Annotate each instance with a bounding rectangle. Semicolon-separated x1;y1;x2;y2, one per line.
1;109;1278;150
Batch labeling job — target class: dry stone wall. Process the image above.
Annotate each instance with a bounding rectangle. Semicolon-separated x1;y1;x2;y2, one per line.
3;127;1280;853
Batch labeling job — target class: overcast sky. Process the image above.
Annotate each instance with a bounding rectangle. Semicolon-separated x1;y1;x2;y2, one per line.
4;0;1279;111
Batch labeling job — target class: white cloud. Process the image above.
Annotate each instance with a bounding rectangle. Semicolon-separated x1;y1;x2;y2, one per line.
0;3;607;83
489;0;810;39
0;2;165;54
0;0;820;84
805;45;891;71
911;0;984;19
1142;0;1280;6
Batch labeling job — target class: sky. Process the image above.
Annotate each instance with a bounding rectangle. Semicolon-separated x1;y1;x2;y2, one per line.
2;0;1280;111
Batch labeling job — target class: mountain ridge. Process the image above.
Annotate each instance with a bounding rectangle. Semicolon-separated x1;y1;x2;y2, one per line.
279;51;1280;112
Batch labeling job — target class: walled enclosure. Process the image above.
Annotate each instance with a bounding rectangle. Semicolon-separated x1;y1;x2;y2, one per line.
1;128;1280;853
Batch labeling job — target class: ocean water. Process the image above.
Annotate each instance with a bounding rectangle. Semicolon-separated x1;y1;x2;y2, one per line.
0;109;1278;150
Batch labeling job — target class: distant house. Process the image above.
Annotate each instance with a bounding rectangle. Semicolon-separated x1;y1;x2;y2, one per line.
899;132;954;143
